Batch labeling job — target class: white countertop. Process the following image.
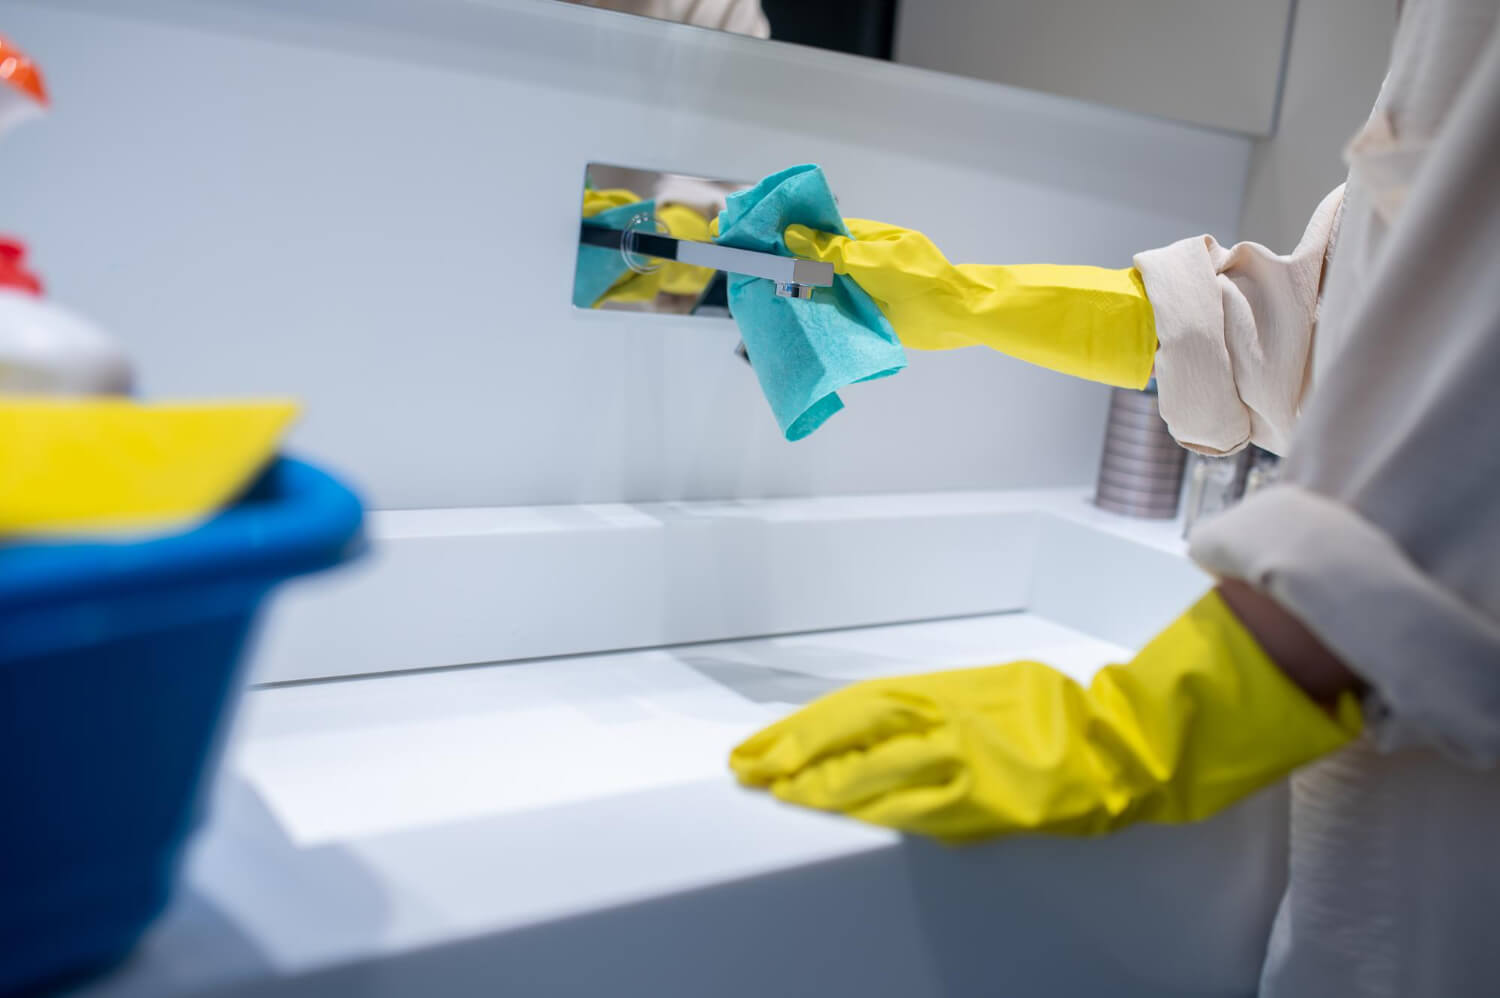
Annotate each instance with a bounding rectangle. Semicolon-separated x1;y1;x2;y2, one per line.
249;488;1196;686
77;606;1287;998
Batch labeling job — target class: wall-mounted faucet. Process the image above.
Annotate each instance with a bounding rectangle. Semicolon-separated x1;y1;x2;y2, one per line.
574;163;835;367
576;223;834;299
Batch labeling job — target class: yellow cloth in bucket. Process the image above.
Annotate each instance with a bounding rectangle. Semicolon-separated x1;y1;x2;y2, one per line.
0;397;298;535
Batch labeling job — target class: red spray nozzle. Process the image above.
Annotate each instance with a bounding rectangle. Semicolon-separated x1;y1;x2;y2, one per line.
0;238;44;296
0;34;47;107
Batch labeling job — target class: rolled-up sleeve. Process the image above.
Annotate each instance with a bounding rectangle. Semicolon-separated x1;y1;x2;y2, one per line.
1135;188;1344;456
1189;27;1500;764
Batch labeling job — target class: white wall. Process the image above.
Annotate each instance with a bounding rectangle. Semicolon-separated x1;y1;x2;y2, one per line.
1236;0;1398;249
0;0;1249;510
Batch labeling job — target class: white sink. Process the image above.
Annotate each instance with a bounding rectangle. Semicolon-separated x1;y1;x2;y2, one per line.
80;491;1285;998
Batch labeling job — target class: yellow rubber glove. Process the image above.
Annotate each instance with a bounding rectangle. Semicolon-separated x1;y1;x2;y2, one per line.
731;591;1361;842
0;397;297;534
784;219;1157;389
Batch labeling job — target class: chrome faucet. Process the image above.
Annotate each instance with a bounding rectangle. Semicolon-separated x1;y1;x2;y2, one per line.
576;222;835;299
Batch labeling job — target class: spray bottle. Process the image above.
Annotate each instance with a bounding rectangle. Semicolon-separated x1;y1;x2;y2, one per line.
0;33;132;394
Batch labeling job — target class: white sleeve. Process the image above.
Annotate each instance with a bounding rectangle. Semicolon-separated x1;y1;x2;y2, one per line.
1190;23;1500;764
1134;188;1344;457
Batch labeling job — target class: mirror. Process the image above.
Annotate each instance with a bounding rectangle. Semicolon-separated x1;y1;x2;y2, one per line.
551;2;1299;138
574;163;751;319
554;2;898;59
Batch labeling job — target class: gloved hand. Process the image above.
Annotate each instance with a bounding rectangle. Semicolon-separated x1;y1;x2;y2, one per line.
783;219;1157;389
731;590;1361;842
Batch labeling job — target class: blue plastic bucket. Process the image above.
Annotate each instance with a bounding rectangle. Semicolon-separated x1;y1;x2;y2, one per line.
0;458;364;996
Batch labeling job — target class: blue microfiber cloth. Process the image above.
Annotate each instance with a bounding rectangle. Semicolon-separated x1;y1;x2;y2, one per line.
574;198;656;309
717;165;905;440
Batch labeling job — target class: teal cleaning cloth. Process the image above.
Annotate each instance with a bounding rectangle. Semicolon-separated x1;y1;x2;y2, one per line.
717;165;905;440
573;199;655;309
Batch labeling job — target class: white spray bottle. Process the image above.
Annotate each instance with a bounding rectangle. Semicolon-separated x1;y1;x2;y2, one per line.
0;33;132;394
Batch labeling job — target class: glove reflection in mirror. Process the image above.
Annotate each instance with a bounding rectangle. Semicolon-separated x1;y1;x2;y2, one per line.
590;200;717;306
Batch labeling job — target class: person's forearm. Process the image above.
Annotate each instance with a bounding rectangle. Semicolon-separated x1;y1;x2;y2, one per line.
1216;578;1364;707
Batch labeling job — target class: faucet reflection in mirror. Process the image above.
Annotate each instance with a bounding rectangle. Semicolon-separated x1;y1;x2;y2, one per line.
573;163;834;318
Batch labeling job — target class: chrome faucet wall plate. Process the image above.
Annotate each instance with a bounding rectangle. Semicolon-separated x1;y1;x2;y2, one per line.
573;162;832;320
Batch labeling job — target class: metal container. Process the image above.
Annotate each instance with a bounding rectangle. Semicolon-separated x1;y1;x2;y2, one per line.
1181;445;1280;537
1094;386;1187;519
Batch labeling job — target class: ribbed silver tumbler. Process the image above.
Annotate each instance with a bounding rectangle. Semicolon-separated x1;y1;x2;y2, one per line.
1094;386;1187;519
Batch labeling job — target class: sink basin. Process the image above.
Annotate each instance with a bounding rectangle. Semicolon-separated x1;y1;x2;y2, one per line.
77;491;1284;998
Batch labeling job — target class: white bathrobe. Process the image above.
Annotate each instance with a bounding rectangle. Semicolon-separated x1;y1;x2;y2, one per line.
1134;0;1500;993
